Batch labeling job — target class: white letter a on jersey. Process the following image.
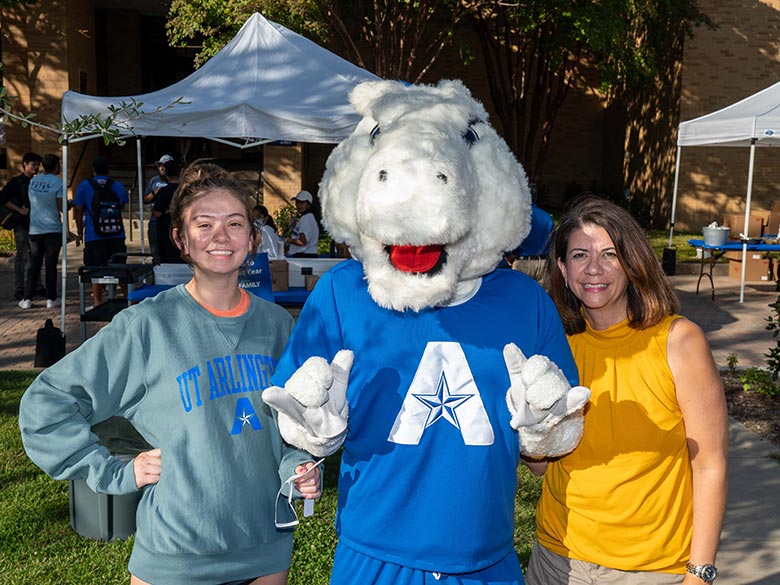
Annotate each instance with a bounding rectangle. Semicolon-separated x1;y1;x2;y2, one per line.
388;342;494;446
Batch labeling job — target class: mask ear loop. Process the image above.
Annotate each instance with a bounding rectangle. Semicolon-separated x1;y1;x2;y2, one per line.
274;458;325;529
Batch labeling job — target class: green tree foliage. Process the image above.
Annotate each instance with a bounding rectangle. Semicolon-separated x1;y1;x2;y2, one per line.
166;0;326;68
461;0;711;185
165;0;711;203
166;0;465;83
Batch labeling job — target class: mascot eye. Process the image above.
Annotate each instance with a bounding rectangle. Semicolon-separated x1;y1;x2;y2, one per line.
370;124;381;144
462;126;479;146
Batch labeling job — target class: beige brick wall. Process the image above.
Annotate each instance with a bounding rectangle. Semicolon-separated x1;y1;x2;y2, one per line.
1;6;34;181
426;27;608;211
1;0;98;194
262;143;304;217
675;0;780;231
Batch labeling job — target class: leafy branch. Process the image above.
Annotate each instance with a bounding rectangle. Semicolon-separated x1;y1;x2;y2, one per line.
1;79;187;145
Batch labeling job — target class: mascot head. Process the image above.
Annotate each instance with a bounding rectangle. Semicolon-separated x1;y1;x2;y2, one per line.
320;79;532;311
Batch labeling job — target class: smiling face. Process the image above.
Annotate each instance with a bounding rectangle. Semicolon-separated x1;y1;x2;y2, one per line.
173;188;254;279
557;223;629;329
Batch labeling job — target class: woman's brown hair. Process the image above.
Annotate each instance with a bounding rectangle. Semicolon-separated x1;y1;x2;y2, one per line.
548;194;680;334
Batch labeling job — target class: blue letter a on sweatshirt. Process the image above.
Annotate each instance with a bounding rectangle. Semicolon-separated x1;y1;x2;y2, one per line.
231;397;263;435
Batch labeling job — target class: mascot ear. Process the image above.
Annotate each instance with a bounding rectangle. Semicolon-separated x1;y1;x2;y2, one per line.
436;79;471;100
350;80;406;116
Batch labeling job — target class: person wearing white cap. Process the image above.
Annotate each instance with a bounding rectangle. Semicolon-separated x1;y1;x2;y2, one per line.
285;190;319;257
143;155;174;263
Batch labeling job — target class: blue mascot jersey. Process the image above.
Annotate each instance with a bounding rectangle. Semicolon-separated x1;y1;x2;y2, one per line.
272;260;578;573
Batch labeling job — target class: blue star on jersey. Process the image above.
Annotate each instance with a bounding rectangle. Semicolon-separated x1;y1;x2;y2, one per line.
414;371;473;430
388;341;495;446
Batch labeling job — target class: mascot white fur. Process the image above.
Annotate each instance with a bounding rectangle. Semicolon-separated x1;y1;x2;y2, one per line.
264;80;590;585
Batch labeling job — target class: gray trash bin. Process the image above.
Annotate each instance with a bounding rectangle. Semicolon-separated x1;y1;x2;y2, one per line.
68;416;152;541
662;246;676;276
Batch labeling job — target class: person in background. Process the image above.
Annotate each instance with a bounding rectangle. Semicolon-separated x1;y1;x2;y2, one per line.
254;204;282;259
285;190;319;258
1;151;43;301
143;154;173;264
19;154;64;309
525;195;728;585
151;158;182;263
73;156;129;307
19;169;321;585
505;204;555;289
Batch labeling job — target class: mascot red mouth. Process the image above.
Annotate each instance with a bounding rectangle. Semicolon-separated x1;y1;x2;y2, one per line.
387;245;447;274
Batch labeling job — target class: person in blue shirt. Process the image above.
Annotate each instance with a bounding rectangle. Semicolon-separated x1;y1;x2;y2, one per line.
504;205;555;288
262;79;590;585
19;154;64;309
73;156;129;306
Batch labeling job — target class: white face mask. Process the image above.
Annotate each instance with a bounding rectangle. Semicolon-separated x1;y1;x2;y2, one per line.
273;458;325;529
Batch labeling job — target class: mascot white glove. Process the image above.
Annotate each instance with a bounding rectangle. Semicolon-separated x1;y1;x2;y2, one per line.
504;343;590;458
262;350;353;458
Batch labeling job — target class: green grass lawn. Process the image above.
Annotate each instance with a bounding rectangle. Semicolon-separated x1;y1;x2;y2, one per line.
0;229;15;256
646;229;701;263
1;371;542;584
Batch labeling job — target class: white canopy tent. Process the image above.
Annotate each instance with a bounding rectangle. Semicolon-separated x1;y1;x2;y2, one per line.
62;12;379;144
670;80;780;302
55;12;379;328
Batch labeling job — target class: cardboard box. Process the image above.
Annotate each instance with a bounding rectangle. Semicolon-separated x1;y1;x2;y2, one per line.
286;258;346;288
722;213;765;238
771;200;780;214
154;263;193;285
725;251;771;281
766;211;780;237
270;260;289;292
304;274;320;291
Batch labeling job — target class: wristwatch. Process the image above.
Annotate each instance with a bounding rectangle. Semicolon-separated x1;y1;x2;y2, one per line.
686;562;718;582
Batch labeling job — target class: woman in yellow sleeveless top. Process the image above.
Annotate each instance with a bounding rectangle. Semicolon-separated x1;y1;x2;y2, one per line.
525;196;727;585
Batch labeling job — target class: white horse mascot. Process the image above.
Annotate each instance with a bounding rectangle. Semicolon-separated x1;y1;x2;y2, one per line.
264;79;590;585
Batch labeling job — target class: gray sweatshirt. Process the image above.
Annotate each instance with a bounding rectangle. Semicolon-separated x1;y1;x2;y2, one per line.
19;285;312;584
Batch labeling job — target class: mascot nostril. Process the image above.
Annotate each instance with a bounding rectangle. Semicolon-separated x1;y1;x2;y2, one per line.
265;79;590;585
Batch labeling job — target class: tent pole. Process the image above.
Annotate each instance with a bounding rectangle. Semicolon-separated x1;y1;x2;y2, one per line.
740;138;758;303
60;141;69;333
136;138;145;255
669;146;681;247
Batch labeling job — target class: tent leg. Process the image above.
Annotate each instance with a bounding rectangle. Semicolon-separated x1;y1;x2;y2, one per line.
136;138;145;255
669;146;681;247
61;142;69;332
740;139;758;303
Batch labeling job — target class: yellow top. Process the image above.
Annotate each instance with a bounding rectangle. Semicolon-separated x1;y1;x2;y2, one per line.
536;314;691;573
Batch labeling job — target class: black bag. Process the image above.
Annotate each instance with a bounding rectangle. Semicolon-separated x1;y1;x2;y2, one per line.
0;205;21;230
88;178;123;237
34;318;66;367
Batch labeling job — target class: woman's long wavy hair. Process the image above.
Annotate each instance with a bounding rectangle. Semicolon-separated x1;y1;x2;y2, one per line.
548;194;680;335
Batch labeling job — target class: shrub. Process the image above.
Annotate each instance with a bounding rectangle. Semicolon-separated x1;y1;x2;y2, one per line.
739;367;780;398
